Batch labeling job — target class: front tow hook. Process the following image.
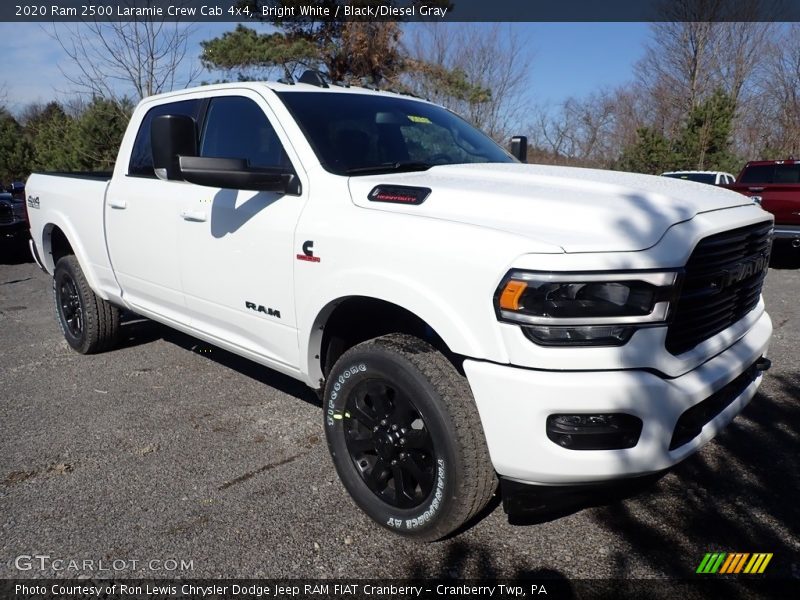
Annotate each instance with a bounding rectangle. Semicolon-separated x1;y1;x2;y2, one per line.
755;357;772;372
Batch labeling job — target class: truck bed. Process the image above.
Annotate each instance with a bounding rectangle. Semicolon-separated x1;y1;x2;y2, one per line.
26;172;120;300
33;171;113;181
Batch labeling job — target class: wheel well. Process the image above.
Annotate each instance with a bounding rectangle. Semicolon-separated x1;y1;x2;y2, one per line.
48;226;74;267
319;297;457;378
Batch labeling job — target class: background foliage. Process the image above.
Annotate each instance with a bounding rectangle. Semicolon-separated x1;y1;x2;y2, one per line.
3;7;800;185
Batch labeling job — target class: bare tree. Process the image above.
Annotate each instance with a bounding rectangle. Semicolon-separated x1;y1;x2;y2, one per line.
531;86;646;168
633;1;776;139
635;20;718;137
404;24;533;140
753;24;800;156
51;1;202;108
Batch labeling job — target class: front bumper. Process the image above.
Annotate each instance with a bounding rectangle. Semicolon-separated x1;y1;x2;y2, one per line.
464;310;772;485
773;224;800;240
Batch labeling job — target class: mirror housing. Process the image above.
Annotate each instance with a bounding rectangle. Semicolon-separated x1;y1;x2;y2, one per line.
152;115;197;181
178;156;299;193
510;136;528;163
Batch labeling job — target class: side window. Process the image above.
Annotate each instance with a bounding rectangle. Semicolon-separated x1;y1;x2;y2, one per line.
774;164;800;183
128;99;201;177
200;96;291;169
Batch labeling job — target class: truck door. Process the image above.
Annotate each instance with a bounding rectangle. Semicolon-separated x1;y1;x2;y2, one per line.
105;99;202;325
176;92;307;370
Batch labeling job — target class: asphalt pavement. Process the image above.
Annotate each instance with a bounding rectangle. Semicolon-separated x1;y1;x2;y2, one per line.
1;239;798;582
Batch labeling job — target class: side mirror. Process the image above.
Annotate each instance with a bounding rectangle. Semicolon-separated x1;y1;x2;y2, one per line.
510;136;528;163
151;114;197;181
178;156;299;194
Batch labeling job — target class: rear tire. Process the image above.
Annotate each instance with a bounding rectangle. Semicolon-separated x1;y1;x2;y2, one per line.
323;333;497;541
53;255;120;354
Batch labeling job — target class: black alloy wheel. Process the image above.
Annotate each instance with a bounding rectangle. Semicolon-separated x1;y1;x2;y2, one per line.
53;255;120;354
324;333;497;541
57;274;83;338
343;379;436;509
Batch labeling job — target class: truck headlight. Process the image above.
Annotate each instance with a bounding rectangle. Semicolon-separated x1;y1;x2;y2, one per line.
494;270;678;346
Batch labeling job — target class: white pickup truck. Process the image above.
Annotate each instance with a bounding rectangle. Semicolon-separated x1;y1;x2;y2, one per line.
26;75;773;540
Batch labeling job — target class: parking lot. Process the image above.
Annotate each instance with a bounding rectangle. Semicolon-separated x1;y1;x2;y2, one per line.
1;240;798;581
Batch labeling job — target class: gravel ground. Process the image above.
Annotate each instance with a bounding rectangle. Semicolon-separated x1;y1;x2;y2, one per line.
0;239;798;583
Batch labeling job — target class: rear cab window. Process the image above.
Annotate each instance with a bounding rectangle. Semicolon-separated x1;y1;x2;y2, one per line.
739;164;800;184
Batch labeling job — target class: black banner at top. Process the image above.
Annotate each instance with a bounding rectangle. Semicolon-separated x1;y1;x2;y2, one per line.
2;0;800;23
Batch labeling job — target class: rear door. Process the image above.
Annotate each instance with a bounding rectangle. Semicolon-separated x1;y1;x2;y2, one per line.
105;99;202;324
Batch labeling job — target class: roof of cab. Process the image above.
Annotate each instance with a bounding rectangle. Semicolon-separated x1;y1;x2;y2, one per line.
140;79;422;104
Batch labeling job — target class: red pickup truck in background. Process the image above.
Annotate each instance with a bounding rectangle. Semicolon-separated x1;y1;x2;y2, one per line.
726;159;800;249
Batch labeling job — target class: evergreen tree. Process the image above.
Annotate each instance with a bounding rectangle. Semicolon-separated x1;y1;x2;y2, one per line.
201;2;407;85
674;89;737;172
201;1;473;94
24;102;81;172
73;98;133;171
0;109;33;183
617;127;676;174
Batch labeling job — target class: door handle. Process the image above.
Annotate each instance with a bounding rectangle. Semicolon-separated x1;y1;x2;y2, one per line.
108;198;127;209
180;209;207;222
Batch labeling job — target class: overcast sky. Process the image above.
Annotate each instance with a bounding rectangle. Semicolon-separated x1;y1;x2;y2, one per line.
0;22;650;116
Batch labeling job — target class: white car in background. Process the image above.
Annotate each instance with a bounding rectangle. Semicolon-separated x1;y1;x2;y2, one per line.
662;170;736;186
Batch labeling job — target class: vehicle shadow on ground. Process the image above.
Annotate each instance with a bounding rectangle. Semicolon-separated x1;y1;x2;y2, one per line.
402;378;797;593
406;540;574;586
115;316;321;407
588;375;799;582
0;239;34;265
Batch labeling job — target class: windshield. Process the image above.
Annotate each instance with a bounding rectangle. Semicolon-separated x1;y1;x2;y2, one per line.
276;91;515;176
662;173;717;184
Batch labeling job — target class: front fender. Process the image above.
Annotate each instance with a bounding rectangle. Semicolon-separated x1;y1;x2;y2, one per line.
298;268;510;385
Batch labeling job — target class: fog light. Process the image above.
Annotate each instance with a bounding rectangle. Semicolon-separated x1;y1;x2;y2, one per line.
546;413;642;450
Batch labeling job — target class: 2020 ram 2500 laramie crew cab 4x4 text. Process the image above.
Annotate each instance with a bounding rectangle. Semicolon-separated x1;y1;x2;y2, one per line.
25;77;773;540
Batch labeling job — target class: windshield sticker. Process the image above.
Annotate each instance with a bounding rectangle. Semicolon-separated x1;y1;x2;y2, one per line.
407;115;432;124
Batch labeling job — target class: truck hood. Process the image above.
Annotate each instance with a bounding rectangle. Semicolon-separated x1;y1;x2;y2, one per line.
348;163;754;253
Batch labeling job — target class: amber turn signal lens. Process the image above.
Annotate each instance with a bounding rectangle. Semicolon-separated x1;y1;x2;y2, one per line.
499;280;527;310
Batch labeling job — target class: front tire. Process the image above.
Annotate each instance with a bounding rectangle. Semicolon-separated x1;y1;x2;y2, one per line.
323;334;497;541
53;255;120;354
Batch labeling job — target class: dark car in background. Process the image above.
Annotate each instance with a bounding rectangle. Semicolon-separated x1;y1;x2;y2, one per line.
0;188;29;240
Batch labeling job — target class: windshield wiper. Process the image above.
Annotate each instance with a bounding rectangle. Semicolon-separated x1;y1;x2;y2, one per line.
344;162;434;175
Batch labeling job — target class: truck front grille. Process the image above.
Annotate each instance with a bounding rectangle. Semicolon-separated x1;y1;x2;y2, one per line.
665;221;773;355
0;203;13;224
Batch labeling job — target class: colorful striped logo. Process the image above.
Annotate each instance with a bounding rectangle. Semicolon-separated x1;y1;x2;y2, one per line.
696;552;773;574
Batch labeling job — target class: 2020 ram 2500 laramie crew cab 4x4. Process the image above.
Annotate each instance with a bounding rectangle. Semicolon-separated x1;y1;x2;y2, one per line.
26;78;773;540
